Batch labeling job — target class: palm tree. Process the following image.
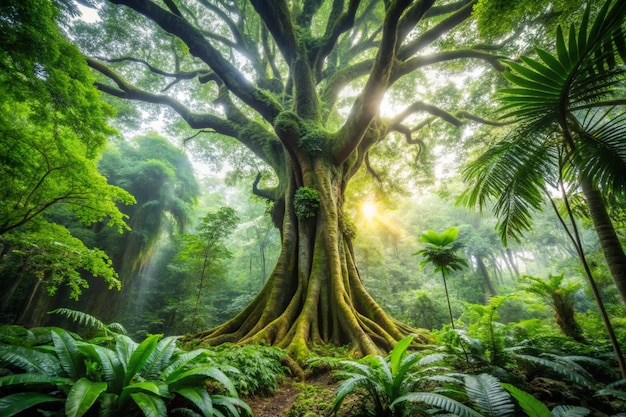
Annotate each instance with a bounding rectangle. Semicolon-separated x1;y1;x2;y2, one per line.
414;227;468;330
461;0;626;376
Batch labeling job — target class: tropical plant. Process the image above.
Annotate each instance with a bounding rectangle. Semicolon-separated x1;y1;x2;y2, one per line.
461;0;626;377
49;307;127;342
0;329;251;417
414;227;468;330
332;335;421;416
333;335;484;417
521;274;585;342
501;383;590;417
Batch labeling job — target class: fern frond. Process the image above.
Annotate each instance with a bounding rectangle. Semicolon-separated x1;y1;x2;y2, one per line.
513;353;595;388
551;405;590;417
464;374;514;417
393;392;484;417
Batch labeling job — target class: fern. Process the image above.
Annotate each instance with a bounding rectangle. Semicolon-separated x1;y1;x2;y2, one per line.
48;308;127;337
512;353;596;389
464;374;515;417
393;392;484;417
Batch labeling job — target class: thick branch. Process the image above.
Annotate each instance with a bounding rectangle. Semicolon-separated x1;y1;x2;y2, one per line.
333;0;413;164
393;49;506;80
397;0;475;61
249;0;297;64
108;0;282;123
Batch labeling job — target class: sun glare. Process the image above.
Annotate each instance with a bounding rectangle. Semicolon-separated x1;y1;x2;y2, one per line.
361;201;377;220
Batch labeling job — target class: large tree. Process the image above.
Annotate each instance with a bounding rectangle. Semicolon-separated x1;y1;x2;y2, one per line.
72;0;575;358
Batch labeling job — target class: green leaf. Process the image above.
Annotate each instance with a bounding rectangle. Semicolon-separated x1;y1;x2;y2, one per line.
0;392;64;416
0;372;73;388
66;377;108;417
130;391;167;417
393;392;484;417
51;329;84;378
389;335;413;377
501;383;552;417
0;345;62;375
552;405;590;417
174;386;214;416
123;334;161;386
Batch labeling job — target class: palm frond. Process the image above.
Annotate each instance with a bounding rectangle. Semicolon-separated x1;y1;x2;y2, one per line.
464;374;514;417
570;107;626;195
462;136;557;244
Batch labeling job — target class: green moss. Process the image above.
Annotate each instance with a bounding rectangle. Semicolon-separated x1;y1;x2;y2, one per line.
288;382;335;417
298;129;326;155
274;111;303;137
294;187;320;219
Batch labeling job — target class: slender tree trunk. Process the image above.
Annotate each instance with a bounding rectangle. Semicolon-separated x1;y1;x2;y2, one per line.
579;174;626;304
475;255;496;296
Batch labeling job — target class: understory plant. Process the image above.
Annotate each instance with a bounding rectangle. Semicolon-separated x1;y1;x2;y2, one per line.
332;335;479;417
0;327;251;417
209;343;286;396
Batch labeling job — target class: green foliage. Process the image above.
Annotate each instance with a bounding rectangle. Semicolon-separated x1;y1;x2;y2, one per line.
0;328;251;417
1;221;121;300
333;335;424;416
414;227;468;330
48;307;127;340
294;187;321;219
0;0;134;236
463;0;626;243
299;129;326;155
465;295;517;366
210;344;286;396
414;227;468;275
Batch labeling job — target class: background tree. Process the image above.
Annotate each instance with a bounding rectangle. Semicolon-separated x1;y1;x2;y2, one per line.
414;227;468;329
177;206;240;333
0;0;133;323
522;273;585;343
70;0;586;357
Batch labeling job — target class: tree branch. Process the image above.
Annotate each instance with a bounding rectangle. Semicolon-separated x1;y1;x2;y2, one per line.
108;0;283;123
333;0;413;164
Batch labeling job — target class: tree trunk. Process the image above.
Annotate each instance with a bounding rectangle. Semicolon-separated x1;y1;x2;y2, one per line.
579;174;626;304
475;255;496;296
191;159;418;359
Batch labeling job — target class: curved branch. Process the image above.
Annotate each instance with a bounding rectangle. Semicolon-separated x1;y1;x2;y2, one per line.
252;171;277;201
393;49;506;81
364;152;383;183
109;0;283;123
397;0;475;60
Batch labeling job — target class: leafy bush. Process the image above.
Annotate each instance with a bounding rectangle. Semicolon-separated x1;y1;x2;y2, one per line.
210;343;286;396
0;328;251;417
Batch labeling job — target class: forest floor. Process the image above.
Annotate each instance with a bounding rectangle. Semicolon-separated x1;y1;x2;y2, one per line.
243;370;350;417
